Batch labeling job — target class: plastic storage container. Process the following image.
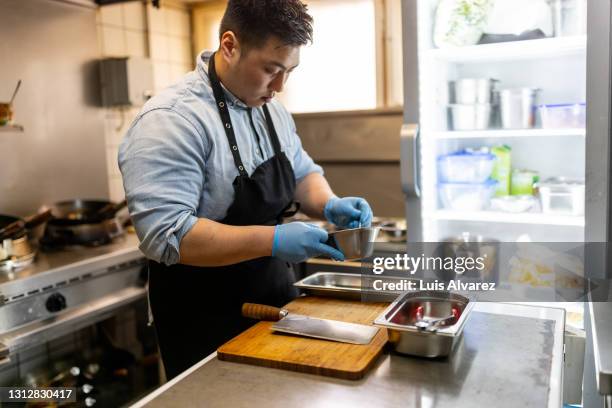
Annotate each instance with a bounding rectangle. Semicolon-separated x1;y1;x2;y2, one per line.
439;180;498;211
538;103;586;128
537;177;585;216
437;150;496;183
490;195;537;213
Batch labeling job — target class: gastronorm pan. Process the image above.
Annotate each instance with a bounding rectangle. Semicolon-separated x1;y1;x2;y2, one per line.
374;291;474;357
294;272;417;301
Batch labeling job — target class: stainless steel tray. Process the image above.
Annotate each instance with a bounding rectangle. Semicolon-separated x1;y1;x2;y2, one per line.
294;271;416;301
373;291;474;357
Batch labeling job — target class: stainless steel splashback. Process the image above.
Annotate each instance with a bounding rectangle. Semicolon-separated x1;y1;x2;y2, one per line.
294;109;404;217
0;0;108;215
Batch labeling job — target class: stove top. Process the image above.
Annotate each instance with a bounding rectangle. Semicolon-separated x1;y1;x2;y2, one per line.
0;231;146;354
39;234;119;252
0;232;141;289
0;252;36;273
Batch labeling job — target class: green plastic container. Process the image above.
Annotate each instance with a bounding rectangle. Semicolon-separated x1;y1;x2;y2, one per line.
491;145;512;196
511;169;539;195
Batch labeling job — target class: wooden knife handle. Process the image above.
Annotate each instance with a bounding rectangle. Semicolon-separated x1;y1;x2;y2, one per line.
241;303;286;321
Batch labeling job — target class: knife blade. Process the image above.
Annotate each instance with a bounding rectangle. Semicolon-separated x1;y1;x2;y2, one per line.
242;303;379;345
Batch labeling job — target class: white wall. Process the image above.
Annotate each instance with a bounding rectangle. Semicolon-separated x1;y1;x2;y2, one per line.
0;0;108;215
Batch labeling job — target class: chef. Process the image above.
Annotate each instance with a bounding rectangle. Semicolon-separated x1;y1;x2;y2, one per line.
118;0;373;379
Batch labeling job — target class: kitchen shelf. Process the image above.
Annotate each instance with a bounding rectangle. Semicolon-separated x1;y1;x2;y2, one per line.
424;35;586;63
0;124;24;132
431;128;586;139
429;210;585;227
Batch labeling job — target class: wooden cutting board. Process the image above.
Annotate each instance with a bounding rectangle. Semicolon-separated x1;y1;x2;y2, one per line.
217;296;389;380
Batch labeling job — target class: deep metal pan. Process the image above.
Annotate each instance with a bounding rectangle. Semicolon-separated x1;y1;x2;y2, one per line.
46;199;127;226
374;291;475;357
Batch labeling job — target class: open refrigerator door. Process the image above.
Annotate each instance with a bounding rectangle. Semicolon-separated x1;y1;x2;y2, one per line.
401;1;589;404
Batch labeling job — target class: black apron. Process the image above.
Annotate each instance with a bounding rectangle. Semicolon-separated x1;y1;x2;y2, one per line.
148;53;299;379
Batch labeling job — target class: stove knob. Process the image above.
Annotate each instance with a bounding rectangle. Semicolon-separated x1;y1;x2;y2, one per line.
46;293;67;313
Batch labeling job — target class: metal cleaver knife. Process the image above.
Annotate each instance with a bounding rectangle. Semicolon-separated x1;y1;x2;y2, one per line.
242;303;379;345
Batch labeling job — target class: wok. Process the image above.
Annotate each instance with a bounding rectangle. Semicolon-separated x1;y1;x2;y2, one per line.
46;199;127;226
0;210;52;241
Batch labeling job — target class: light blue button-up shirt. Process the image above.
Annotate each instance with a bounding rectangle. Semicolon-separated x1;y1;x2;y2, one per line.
118;51;323;265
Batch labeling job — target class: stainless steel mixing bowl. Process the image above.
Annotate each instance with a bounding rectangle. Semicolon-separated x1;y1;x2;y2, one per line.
326;227;380;261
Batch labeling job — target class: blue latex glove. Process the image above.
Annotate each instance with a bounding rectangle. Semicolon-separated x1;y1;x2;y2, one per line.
324;196;373;229
272;222;345;263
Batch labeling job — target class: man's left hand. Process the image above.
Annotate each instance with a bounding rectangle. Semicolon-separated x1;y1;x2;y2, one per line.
324;196;373;229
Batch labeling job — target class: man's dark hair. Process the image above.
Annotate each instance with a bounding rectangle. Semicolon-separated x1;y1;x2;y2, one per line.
219;0;313;51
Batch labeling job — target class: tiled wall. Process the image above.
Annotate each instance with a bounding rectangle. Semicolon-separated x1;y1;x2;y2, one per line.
97;1;193;202
147;2;193;94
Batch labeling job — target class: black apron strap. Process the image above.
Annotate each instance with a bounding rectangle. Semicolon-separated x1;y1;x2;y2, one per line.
262;104;282;156
208;52;248;177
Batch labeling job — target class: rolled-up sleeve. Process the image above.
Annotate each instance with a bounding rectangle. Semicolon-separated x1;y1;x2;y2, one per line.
118;108;206;265
286;112;323;181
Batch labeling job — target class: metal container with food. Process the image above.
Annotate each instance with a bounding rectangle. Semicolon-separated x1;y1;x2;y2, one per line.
374;291;474;358
294;271;415;301
326;226;380;261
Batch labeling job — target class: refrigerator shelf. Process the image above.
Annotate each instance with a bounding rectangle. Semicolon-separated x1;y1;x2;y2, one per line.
423;35;586;63
429;210;585;227
431;128;586;140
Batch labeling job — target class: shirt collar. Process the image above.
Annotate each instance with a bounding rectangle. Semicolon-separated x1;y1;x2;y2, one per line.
198;51;249;110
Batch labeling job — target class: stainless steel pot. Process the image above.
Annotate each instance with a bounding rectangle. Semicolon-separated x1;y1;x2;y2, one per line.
500;88;540;129
449;78;499;104
448;104;492;130
0;211;52;270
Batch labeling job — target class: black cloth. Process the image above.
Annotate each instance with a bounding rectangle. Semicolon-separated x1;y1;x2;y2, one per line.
148;53;298;379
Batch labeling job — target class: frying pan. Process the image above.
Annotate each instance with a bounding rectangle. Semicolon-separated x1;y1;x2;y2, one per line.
46;199;127;226
0;210;52;241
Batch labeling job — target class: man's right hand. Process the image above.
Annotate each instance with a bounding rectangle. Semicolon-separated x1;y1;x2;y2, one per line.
272;222;345;263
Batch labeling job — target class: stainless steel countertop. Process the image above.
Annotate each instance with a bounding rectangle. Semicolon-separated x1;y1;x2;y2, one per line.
132;302;565;408
0;232;142;298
